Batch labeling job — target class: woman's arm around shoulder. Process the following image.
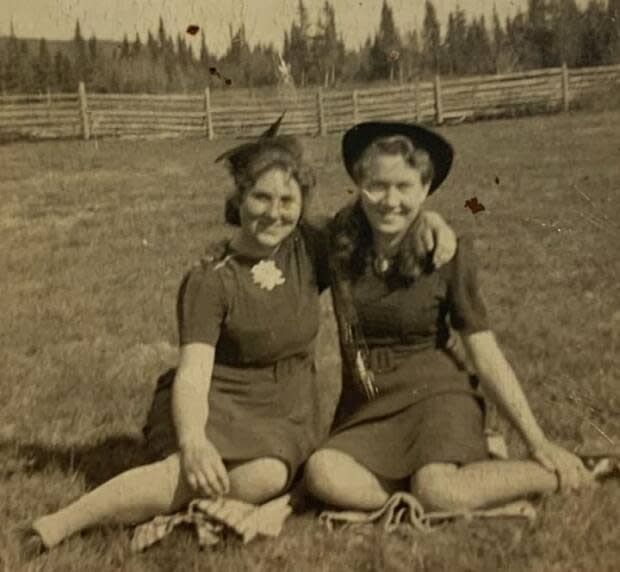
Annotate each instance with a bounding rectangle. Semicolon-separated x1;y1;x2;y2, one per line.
412;210;457;269
300;216;332;291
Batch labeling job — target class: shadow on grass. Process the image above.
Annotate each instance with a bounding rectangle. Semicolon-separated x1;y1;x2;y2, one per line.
0;434;150;488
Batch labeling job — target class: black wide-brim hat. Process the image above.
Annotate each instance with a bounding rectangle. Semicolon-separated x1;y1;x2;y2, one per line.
342;121;454;193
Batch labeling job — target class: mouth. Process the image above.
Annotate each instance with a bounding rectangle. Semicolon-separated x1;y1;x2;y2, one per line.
377;211;402;220
257;223;289;235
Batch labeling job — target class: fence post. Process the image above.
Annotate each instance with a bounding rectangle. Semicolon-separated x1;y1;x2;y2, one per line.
415;77;421;121
78;81;90;140
317;87;327;136
46;87;52;121
352;89;359;124
433;74;443;125
561;62;570;112
204;86;214;140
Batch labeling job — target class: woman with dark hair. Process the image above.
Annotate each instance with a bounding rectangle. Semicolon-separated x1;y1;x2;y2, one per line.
305;122;595;512
25;119;456;552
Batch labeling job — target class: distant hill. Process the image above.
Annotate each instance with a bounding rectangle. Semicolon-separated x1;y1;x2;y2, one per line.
0;36;124;59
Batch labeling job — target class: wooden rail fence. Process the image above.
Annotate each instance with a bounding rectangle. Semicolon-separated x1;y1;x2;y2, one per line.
1;63;619;141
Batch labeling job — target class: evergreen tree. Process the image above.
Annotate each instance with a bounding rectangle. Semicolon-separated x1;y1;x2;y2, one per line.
316;1;340;86
53;50;74;91
176;33;189;69
147;30;158;60
120;34;131;59
88;35;98;61
53;50;64;90
0;46;5;94
525;0;554;67
505;10;530;70
88;34;107;92
163;33;177;85
579;0;609;66
422;0;441;74
401;29;420;80
131;32;142;58
158;17;167;54
491;4;511;72
285;0;311;86
250;43;278;85
609;0;620;62
4;22;22;91
73;19;89;80
464;16;493;74
550;0;581;67
369;0;401;81
33;38;52;91
444;5;468;75
199;30;209;68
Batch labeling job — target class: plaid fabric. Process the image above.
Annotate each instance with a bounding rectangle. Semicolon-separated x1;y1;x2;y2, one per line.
131;494;292;553
319;491;536;533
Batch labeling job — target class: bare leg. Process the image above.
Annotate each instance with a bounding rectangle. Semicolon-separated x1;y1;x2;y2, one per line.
411;460;559;512
304;449;398;510
31;455;290;550
227;457;289;504
32;453;192;549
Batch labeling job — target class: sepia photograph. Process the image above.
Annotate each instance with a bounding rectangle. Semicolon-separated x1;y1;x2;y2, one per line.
1;0;619;570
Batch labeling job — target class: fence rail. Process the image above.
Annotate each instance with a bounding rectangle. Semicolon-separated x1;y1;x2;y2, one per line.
1;63;620;141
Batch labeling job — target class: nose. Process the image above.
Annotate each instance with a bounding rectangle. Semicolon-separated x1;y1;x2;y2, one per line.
265;200;280;220
383;186;400;208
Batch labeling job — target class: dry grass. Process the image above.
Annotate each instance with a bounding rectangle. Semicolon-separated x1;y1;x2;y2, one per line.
1;110;619;571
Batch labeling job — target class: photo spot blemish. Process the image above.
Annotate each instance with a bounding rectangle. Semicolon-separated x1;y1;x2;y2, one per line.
465;197;486;214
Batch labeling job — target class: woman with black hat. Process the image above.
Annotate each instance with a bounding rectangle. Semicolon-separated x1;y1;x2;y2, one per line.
304;122;592;512
24;118;457;552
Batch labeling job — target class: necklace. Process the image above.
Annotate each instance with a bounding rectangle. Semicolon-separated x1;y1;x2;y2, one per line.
372;255;392;275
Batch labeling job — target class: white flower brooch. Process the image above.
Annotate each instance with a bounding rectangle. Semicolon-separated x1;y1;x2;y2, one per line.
251;259;285;291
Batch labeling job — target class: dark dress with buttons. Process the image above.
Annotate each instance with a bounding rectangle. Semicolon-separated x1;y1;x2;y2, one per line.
323;237;491;480
142;224;330;486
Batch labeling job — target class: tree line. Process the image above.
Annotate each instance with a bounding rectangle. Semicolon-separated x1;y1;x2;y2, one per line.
1;0;619;94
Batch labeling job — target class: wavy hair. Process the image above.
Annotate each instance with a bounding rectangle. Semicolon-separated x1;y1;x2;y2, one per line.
351;134;434;187
329;199;431;284
223;136;316;226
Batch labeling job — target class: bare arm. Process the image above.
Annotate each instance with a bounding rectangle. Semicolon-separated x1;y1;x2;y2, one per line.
172;343;215;448
461;331;545;448
172;343;229;496
462;330;588;489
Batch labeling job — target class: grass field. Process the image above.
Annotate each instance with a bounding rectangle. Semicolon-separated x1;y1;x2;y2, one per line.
1;110;619;571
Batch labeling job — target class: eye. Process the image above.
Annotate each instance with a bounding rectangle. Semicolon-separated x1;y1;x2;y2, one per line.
397;182;411;191
251;190;271;202
366;181;389;192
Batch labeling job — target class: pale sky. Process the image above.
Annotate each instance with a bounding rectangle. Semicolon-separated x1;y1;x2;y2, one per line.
1;0;589;56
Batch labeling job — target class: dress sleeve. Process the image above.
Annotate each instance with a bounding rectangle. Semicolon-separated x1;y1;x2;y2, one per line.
301;219;331;292
176;263;227;346
447;237;489;334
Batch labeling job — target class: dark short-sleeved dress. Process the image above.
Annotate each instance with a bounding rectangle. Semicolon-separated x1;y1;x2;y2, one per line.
142;224;330;486
323;236;491;479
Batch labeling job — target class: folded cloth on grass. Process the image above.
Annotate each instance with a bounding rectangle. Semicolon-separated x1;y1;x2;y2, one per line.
319;491;536;533
578;449;620;481
131;494;292;552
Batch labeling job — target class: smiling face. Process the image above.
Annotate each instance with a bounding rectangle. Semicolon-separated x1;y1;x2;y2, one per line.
238;167;303;253
358;153;431;241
